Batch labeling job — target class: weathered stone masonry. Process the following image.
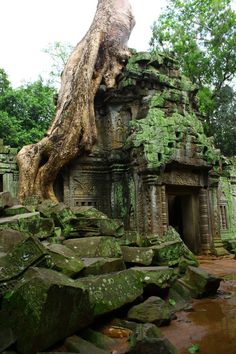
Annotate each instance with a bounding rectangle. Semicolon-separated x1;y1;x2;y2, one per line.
60;52;236;255
2;52;236;255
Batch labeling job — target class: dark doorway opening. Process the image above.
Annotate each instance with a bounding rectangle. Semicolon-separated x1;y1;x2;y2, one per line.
0;175;3;192
167;187;201;254
53;174;64;202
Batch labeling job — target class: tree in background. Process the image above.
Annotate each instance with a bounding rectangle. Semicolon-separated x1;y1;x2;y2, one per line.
150;0;236;155
0;69;56;148
43;41;74;86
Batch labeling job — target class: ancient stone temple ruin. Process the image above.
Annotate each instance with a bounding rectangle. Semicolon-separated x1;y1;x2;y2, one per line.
57;52;236;256
1;52;236;256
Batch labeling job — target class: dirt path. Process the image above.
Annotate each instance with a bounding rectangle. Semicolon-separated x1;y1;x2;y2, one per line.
161;256;236;354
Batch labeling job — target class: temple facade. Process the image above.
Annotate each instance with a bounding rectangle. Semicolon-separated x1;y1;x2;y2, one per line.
59;52;236;255
1;52;236;255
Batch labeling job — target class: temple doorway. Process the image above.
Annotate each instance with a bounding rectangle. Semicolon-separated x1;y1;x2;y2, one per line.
167;186;201;254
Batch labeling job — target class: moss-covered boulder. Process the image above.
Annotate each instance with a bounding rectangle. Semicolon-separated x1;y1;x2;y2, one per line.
37;201;77;236
1;267;93;354
3;205;30;217
81;257;125;276
127;296;175;326
121;246;154;265
132;266;177;289
168;279;193;312
110;319;179;354
43;244;85;277
0;212;40;231
179;266;221;298
0;229;26;253
0;236;47;296
65;335;107;354
0;192;14;211
64;237;122;258
80;269;143;316
17;216;55;239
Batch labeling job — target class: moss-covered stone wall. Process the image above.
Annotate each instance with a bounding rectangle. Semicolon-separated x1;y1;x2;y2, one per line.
0;139;18;198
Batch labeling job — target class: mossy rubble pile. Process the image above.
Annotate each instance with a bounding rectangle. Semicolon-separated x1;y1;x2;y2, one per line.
0;191;221;354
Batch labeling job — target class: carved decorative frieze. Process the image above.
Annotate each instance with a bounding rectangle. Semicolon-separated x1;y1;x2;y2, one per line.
162;170;202;187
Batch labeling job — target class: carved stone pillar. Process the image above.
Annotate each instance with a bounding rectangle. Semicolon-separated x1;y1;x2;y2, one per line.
208;179;228;256
199;188;212;254
111;164;126;219
142;175;166;235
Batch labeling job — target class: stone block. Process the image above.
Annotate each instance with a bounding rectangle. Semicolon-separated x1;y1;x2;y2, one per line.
0;192;14;211
80;269;143;316
81;257;125;276
132;266;177;289
0;236;47;295
64;237;122;258
44;243;85;277
179;266;221;298
80;328;118;352
2;267;93;354
3;205;31;217
18;216;55;239
0;325;17;352
168;279;193;312
151;240;198;267
0;212;40;230
110;319;179;354
121;246;154;265
127;296;174;326
65;335;107;354
37;201;77;236
0;229;25;253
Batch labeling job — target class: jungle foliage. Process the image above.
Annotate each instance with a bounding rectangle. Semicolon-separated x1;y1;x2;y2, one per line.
0;69;56;148
150;0;236;155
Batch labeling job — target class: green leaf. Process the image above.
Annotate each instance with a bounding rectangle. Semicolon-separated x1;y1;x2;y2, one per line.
168;298;176;306
188;343;200;353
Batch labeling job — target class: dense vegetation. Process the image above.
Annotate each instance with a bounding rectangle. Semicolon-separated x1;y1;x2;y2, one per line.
150;0;236;156
0;68;56;148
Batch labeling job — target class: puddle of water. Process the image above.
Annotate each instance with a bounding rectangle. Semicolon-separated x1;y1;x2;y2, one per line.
162;258;236;354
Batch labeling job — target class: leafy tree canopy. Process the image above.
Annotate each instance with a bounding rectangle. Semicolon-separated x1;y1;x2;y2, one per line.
0;69;56;148
43;41;74;86
150;0;236;93
150;0;236;155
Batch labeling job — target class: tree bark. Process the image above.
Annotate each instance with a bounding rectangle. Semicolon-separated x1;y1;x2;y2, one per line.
17;0;135;203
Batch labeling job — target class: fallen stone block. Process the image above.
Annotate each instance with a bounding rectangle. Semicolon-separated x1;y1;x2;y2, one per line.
0;212;40;231
118;231;142;246
80;328;118;352
0;192;14;211
2;267;93;354
64;237;122;258
18;216;55;239
80;269;143;316
81;257;125;276
0;229;25;253
110;319;179;354
179;266;221;298
127;296;175;326
37;201;77;236
132;266;177;289
44;243;85;277
65;335;108;354
0;236;47;295
3;205;31;217
121;246;154;265
168;279;193;312
72;206;109;219
151;240;198;267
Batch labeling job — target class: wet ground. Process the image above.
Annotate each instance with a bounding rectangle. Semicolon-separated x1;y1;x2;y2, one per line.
161;256;236;354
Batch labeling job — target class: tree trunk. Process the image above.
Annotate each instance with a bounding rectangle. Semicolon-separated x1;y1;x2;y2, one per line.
17;0;135;203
